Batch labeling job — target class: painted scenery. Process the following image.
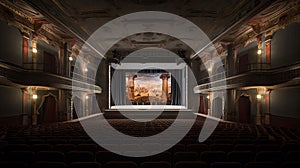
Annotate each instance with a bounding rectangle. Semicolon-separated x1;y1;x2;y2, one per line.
126;72;171;104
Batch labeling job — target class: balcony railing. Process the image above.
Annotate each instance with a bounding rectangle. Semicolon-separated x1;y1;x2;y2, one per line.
195;62;300;93
0;60;99;92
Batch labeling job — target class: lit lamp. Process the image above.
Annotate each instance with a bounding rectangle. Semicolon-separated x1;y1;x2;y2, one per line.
257;49;262;55
69;56;73;61
32;47;38;54
32;94;38;100
256;94;262;99
85;95;89;99
84;68;88;72
206;95;210;99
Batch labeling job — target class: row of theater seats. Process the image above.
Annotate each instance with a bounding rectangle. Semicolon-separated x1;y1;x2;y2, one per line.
1;161;300;168
0;149;300;163
0;118;299;167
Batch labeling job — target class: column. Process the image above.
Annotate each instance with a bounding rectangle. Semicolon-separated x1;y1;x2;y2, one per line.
225;89;236;121
257;36;263;70
226;44;237;76
264;89;271;125
127;74;137;101
256;88;263;125
265;36;272;69
31;88;38;125
32;38;37;71
22;88;30;126
160;73;170;102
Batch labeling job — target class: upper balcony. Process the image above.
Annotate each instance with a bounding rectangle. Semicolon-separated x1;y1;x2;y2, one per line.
0;61;101;93
194;62;300;93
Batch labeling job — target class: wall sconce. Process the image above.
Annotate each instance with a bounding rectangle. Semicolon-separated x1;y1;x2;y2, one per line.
257;49;262;55
69;56;73;61
32;94;38;100
256;94;262;99
32;47;38;53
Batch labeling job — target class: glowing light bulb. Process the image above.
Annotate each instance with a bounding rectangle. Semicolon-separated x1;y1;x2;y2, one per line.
257;49;262;55
256;94;262;99
32;94;38;99
69;56;73;61
32;48;37;53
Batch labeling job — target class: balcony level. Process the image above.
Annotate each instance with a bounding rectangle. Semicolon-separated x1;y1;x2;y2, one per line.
0;61;101;93
194;62;300;93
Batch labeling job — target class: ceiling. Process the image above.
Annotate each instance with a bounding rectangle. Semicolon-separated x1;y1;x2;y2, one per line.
2;0;299;59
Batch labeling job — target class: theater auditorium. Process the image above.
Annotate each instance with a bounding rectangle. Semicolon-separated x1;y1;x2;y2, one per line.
0;0;300;167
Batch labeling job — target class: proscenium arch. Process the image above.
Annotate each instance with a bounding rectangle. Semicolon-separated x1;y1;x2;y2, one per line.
72;11;226;157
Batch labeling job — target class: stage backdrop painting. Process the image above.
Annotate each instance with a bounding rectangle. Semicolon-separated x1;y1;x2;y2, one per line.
126;72;171;105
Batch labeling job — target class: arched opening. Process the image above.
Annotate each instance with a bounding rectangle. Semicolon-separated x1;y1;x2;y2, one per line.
44;51;57;74
199;95;207;115
212;97;223;118
238;54;249;73
238;95;251;123
39;95;57;124
73;96;83;119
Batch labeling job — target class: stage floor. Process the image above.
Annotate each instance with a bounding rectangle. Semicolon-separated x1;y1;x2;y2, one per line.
110;105;187;110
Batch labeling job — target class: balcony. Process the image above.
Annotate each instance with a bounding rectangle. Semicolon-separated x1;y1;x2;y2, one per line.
194;62;300;93
0;61;101;93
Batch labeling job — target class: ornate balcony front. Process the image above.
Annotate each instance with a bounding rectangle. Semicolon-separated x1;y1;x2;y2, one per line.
0;61;101;93
194;62;300;93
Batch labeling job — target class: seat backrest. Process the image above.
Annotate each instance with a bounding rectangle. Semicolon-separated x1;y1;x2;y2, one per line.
175;161;208;168
200;151;226;163
244;161;276;168
6;151;35;162
227;151;255;164
140;161;171;168
32;161;66;168
285;151;300;161
186;144;209;153
66;151;94;162
255;151;282;162
96;151;123;163
281;161;300;168
174;152;198;162
77;144;98;152
37;151;65;162
104;161;137;168
53;144;76;153
70;162;101;168
210;162;241;168
0;161;28;168
234;144;256;151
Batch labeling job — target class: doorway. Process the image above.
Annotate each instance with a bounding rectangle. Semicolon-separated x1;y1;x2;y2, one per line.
40;95;57;124
238;96;251;123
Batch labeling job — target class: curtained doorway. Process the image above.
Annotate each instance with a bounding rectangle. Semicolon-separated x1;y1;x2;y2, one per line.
238;96;251;123
39;95;57;124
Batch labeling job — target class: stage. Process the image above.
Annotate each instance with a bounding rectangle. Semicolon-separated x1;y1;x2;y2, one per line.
110;105;187;110
105;105;190;119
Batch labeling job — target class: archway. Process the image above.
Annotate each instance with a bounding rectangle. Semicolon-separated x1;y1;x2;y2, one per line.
73;96;83;119
238;96;251;123
44;51;57;74
40;95;57;124
212;97;223;118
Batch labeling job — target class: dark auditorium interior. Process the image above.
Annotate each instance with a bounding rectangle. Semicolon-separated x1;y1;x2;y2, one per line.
1;0;300;167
